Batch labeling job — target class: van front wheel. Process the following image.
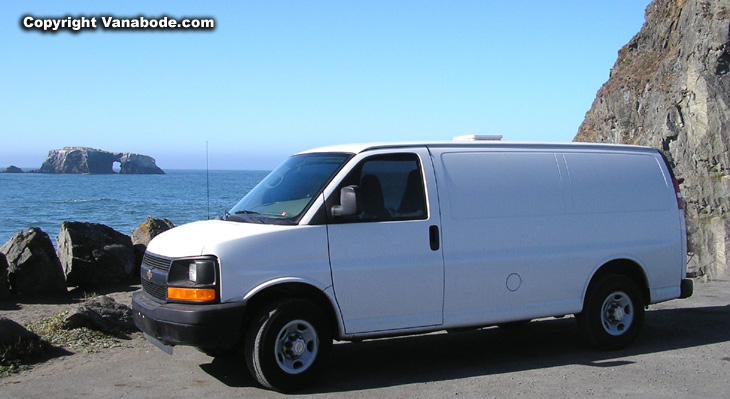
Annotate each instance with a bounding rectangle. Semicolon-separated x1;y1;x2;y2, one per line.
577;274;644;350
244;299;332;392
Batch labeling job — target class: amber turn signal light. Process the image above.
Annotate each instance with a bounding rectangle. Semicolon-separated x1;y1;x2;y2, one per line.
167;287;216;302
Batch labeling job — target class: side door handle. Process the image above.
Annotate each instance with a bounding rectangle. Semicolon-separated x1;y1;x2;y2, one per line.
429;225;440;251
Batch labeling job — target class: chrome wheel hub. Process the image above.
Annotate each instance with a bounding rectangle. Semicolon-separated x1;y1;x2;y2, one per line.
274;320;319;374
284;333;307;358
601;291;634;336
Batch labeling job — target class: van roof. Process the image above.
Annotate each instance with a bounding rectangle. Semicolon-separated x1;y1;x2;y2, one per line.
298;141;658;156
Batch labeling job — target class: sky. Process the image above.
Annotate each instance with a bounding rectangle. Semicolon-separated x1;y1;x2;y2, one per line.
1;1;651;170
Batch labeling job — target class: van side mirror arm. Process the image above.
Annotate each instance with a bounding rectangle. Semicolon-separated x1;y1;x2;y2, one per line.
331;185;361;217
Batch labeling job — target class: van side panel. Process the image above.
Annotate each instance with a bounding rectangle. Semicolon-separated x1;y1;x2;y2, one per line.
441;152;566;218
564;153;673;214
430;147;684;327
562;152;684;302
433;149;584;326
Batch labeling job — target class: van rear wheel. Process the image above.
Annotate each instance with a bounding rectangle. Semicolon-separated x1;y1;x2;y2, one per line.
577;274;644;350
244;299;332;392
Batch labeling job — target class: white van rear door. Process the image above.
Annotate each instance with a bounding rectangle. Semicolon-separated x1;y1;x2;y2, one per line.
326;149;444;334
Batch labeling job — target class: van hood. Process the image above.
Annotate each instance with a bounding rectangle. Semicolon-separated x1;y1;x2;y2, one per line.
145;220;287;258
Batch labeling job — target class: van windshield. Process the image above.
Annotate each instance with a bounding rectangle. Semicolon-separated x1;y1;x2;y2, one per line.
228;153;351;224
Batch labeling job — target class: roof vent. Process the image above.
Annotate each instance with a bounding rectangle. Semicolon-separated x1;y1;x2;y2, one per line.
453;134;503;142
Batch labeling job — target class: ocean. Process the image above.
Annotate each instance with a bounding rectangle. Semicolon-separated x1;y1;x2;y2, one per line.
0;169;270;246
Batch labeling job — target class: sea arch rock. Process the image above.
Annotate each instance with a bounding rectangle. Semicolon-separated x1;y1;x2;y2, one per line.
38;147;164;174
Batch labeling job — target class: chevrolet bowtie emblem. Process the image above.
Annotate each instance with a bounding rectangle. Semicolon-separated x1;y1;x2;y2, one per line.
146;269;153;280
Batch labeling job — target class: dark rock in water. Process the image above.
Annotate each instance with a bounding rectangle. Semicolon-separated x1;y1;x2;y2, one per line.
1;165;23;173
0;228;67;296
39;147;164;174
130;217;175;281
0;252;10;299
57;222;135;287
61;295;136;335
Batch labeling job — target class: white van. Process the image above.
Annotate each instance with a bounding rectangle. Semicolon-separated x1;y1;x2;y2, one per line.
132;140;693;391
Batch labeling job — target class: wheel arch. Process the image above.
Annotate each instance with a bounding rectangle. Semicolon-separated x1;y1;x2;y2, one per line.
584;258;650;308
241;280;340;340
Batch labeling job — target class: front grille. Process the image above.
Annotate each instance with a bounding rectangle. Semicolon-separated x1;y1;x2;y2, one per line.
141;252;170;301
142;252;171;271
141;278;167;302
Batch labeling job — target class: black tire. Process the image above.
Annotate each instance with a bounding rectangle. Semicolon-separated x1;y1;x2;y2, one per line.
577;274;644;350
244;298;332;392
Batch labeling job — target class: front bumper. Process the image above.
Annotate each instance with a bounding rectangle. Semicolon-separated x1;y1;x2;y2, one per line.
132;289;246;349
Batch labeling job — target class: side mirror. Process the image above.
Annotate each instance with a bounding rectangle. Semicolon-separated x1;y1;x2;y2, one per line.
331;185;361;217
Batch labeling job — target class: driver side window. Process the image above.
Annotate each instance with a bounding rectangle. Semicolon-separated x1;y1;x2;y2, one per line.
332;153;427;222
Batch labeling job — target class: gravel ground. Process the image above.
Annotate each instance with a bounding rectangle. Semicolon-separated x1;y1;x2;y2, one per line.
1;279;728;399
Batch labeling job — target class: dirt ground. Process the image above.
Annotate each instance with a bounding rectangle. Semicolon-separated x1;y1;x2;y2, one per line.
1;279;729;399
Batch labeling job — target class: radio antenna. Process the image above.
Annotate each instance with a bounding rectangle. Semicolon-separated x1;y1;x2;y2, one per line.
206;140;210;220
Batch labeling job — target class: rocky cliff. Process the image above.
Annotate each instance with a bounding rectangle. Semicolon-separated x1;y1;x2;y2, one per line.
574;0;730;279
38;147;164;174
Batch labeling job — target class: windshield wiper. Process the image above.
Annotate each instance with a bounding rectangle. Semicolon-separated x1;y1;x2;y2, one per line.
235;210;261;215
227;209;266;224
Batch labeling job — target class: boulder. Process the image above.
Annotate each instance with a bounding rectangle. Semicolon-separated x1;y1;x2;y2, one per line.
0;252;9;299
61;295;136;335
39;147;164;174
130;217;174;280
57;222;135;287
0;165;23;173
0;228;67;296
0;317;46;364
131;217;174;247
0;317;40;347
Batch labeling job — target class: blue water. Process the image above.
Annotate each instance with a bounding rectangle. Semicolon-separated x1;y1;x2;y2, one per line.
0;170;269;245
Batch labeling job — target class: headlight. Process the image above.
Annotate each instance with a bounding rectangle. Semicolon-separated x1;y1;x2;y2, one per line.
167;257;219;303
